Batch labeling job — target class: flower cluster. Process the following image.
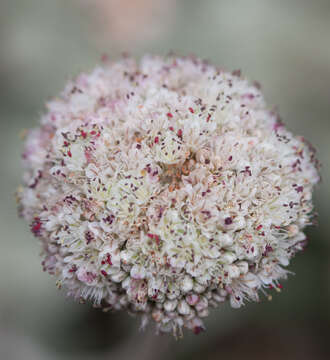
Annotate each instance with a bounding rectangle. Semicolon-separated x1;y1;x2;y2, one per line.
18;55;319;336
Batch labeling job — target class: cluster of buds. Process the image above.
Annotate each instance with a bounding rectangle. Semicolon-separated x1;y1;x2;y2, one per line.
18;54;319;336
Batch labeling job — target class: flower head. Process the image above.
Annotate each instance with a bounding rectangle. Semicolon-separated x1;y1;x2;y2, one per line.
18;54;320;336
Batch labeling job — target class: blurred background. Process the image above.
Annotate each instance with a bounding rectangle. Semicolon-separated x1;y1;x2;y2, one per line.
0;0;329;359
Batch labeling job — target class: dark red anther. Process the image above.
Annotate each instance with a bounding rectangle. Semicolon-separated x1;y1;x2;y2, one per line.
31;218;42;237
193;326;204;335
32;221;41;233
69;265;77;273
101;270;108;277
225;217;233;225
177;129;183;138
67;150;72;157
81;130;87;139
106;253;112;266
167;112;173;118
154;136;159;144
232;69;241;77
85;231;93;245
189;107;194;113
273;121;284;131
263;245;273;256
154;235;160;246
169;126;174;131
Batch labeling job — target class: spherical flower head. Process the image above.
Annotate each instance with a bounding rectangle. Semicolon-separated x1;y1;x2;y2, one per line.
17;54;320;337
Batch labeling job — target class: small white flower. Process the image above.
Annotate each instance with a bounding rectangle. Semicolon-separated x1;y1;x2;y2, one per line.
177;300;191;315
180;275;194;293
164;299;178;312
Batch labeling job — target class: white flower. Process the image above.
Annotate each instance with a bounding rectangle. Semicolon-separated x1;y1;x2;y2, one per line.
18;54;320;337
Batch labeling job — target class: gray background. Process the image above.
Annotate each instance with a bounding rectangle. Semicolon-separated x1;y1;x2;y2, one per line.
0;1;329;359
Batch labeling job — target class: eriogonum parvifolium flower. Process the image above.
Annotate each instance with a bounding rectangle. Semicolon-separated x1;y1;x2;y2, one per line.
17;55;320;337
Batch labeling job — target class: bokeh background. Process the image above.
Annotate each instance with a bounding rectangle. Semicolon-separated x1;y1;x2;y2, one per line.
1;1;329;359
